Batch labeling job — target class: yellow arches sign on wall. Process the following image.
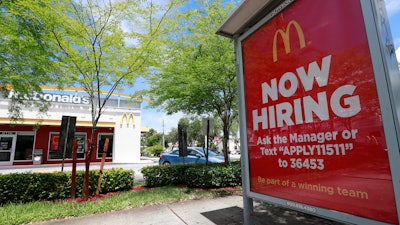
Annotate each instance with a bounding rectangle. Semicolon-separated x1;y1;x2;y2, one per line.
120;112;135;128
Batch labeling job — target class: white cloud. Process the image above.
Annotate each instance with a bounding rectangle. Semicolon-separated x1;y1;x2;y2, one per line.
396;47;400;63
386;0;400;16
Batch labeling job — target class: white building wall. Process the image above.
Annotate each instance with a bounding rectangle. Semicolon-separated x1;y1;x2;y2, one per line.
113;111;142;163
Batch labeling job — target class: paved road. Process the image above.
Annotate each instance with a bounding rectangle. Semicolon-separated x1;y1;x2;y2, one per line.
0;158;158;182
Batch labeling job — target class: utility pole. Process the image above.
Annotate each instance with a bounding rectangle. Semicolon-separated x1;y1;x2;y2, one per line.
162;119;165;150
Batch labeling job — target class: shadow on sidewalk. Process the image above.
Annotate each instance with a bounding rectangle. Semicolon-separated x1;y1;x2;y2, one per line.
201;202;345;225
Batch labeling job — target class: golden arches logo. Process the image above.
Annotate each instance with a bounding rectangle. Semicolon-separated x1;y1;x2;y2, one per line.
273;20;306;62
120;112;135;127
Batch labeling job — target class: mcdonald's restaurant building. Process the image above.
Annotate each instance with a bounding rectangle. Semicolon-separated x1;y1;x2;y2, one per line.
0;87;142;166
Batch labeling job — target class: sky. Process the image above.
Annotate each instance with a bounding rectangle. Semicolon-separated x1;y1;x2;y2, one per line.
387;0;400;60
140;0;400;134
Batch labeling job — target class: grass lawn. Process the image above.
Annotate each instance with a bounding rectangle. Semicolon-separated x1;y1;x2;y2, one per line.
0;183;241;225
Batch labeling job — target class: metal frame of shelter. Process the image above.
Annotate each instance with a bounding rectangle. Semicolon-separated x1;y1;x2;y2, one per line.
217;0;400;224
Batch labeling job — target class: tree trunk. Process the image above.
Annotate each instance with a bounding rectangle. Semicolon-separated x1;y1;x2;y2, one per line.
222;119;230;166
82;132;95;201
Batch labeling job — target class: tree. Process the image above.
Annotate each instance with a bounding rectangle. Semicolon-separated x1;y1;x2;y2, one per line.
163;116;209;149
162;116;203;150
142;144;163;156
165;127;178;149
0;1;66;121
186;117;203;147
142;0;237;165
178;116;216;148
141;128;165;156
143;128;163;147
17;0;178;200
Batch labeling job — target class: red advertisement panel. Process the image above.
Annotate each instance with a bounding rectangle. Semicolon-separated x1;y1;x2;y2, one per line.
242;0;397;223
50;134;59;151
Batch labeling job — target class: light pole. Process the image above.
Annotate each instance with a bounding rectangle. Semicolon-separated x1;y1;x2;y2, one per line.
162;119;165;150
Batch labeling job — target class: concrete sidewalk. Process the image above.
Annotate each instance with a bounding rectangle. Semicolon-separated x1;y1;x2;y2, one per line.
30;195;344;225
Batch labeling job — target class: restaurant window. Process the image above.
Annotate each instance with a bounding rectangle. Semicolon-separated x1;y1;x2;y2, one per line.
48;132;86;159
14;133;35;161
97;133;113;158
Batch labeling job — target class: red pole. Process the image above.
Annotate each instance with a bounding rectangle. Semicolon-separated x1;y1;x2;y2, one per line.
71;138;78;199
96;138;109;195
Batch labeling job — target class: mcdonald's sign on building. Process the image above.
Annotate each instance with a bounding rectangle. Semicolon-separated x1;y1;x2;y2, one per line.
218;0;400;224
0;86;143;166
120;112;135;128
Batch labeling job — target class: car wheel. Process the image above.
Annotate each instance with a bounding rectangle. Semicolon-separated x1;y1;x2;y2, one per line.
163;161;170;165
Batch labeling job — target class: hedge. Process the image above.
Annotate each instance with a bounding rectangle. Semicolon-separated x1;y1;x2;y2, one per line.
185;163;241;188
141;164;192;187
142;161;241;188
0;168;133;205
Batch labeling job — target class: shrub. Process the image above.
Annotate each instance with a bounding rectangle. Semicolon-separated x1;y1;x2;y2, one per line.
0;172;70;204
100;168;133;192
185;163;241;188
141;164;191;187
142;144;164;156
0;168;134;205
142;162;241;188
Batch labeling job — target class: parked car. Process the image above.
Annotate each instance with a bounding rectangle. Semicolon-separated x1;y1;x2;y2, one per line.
159;147;225;165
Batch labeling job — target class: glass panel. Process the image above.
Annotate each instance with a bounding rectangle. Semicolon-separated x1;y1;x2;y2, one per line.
97;134;113;158
48;133;86;159
0;137;13;150
14;135;34;160
0;152;11;161
48;133;59;159
75;134;86;159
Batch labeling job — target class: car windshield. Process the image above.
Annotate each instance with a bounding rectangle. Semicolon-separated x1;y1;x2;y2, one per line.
170;150;179;155
192;148;219;156
169;148;220;156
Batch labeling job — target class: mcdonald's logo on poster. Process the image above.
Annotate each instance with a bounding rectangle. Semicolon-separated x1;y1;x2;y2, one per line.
120;112;135;128
273;20;305;62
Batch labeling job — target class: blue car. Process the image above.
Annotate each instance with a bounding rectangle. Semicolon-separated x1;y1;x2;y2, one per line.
159;147;225;165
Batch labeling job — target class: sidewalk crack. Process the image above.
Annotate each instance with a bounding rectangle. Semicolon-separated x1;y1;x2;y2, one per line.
167;205;188;225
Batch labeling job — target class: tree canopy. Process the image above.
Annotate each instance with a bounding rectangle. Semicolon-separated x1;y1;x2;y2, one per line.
1;0;179;120
1;0;179;199
141;0;238;164
0;0;67;120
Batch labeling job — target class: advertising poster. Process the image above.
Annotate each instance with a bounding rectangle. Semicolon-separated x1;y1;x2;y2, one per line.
50;134;59;151
241;0;397;223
